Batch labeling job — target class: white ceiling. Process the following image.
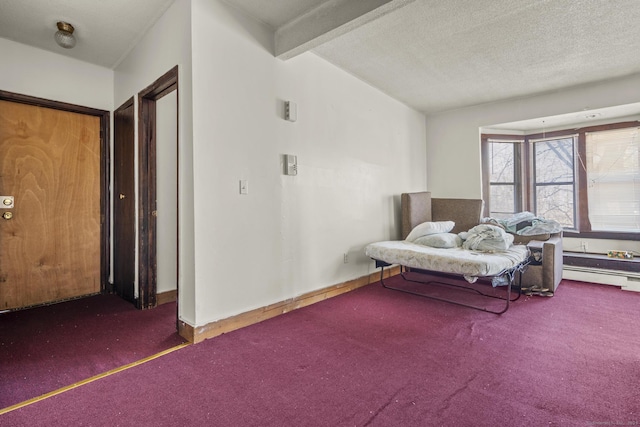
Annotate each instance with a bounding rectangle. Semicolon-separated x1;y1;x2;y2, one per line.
0;0;175;69
312;0;640;114
228;0;640;116
483;102;640;133
222;0;327;29
2;0;640;118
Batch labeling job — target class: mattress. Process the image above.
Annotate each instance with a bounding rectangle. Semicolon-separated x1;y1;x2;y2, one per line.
365;241;529;278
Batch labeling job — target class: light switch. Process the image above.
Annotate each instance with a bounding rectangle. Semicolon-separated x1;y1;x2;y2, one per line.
239;180;249;195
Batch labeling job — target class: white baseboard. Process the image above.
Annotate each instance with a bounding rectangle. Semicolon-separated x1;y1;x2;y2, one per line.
563;267;640;292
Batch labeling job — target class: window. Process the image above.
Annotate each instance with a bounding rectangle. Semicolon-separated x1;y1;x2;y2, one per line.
482;122;640;238
532;136;576;229
486;140;521;218
585;128;640;232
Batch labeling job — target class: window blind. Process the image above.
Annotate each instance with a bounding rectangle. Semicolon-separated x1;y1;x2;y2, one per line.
585;127;640;232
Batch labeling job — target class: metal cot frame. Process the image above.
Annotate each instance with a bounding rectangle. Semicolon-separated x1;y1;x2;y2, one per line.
374;259;529;315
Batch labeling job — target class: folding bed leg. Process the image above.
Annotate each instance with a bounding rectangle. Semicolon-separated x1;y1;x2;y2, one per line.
375;262;526;315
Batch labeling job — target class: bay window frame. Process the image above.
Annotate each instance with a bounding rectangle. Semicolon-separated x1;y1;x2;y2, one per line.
481;135;524;218
481;120;640;241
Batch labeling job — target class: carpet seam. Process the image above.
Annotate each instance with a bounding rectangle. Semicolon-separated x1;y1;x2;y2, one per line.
0;342;190;416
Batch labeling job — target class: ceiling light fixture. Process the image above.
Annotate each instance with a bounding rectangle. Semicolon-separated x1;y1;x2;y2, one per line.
55;21;76;49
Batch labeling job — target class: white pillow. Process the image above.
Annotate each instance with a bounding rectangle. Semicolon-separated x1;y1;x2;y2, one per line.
414;233;462;248
406;221;455;242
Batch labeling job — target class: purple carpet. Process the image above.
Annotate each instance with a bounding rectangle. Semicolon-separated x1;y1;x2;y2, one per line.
2;278;639;426
0;294;185;409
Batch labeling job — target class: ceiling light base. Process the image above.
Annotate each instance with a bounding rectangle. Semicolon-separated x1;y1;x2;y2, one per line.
55;21;76;49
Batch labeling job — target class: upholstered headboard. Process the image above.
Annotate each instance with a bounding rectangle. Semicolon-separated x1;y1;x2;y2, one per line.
401;192;484;239
401;192;432;239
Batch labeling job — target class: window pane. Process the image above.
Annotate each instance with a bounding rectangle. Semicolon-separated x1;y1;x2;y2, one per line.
490;185;515;217
586;128;640;232
536;184;575;228
535;138;574;183
486;140;519;217
489;142;514;183
587;183;640;231
533;136;575;228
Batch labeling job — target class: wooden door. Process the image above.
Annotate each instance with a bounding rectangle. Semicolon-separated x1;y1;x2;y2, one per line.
113;99;135;302
0;100;101;310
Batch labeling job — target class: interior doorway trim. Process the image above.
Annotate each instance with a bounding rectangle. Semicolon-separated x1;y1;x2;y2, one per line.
137;66;178;309
0;90;111;292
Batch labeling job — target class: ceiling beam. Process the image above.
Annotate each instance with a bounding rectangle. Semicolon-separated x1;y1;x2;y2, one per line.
275;0;415;60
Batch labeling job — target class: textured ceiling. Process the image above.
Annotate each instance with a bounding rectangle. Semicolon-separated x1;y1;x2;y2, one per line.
312;0;640;114
0;0;175;68
2;0;640;116
228;0;640;115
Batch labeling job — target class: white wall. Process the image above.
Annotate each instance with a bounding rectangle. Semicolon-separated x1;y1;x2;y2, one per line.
425;73;640;198
110;0;426;328
156;91;178;294
0;38;113;111
113;0;195;323
190;0;426;326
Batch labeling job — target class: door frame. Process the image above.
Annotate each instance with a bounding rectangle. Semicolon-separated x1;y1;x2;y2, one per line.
137;66;178;309
0;90;111;292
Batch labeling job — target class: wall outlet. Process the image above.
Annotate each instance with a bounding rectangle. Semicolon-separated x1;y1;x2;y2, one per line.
343;253;349;263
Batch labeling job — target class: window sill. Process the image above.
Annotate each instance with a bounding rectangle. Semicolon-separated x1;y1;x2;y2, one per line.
563;231;640;241
563;252;640;273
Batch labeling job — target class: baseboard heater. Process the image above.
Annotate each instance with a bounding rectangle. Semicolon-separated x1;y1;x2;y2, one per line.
563;265;640;292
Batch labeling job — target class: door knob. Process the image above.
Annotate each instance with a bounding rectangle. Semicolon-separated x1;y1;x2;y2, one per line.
2;212;13;220
119;193;126;199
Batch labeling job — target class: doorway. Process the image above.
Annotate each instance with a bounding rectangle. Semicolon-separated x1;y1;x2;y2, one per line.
112;67;178;312
155;91;178;304
0;90;109;311
138;66;179;310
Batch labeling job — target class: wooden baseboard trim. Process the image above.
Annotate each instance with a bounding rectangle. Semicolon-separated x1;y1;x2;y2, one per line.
157;289;177;305
178;266;400;343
